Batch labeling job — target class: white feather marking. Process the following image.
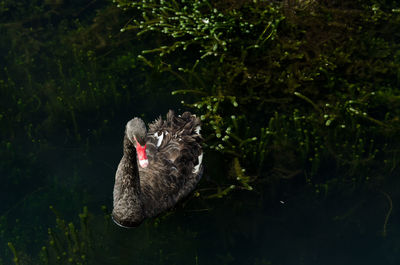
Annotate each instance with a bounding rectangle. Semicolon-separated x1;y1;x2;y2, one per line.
156;132;164;147
165;131;169;135
193;152;203;174
195;125;201;135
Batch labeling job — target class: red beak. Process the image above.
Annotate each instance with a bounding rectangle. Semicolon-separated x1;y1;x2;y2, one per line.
135;142;148;168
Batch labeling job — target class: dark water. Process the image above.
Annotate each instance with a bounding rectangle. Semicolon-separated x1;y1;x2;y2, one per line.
1;102;400;265
1;2;400;264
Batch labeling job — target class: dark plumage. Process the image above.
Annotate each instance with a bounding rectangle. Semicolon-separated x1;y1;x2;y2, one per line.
112;110;203;228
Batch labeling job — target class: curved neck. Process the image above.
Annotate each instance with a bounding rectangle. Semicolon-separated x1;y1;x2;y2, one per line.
111;135;145;226
123;135;141;190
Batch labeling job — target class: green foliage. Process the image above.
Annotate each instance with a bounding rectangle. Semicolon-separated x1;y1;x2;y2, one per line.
5;206;206;265
116;0;400;196
38;206;110;265
117;0;282;62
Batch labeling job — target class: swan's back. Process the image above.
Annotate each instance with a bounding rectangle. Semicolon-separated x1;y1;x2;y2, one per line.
139;110;203;217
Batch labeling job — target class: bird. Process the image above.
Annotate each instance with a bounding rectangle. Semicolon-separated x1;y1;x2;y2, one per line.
112;110;203;228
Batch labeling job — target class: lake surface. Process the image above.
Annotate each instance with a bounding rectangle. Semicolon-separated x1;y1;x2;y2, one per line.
1;1;400;264
1;105;399;265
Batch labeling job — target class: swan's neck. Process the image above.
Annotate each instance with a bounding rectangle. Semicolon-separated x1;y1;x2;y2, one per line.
123;135;141;191
111;135;145;227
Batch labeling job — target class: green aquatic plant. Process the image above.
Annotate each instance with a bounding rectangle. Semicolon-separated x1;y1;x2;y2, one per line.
381;191;393;237
5;204;207;265
34;205;114;265
117;0;282;65
4;206;105;265
115;0;400;198
8;242;20;265
41;206;94;265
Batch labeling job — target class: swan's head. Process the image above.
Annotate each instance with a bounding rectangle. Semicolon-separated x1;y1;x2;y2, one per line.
126;118;147;145
126;118;148;168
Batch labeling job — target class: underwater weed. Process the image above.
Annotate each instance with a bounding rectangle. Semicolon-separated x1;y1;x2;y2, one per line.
7;242;20;265
114;0;400;197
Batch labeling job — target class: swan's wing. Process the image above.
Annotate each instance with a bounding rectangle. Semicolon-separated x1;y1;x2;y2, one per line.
139;110;203;217
149;110;203;170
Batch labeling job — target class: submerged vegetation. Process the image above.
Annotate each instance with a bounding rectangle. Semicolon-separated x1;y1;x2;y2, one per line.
115;0;400;195
1;0;400;264
5;205;204;265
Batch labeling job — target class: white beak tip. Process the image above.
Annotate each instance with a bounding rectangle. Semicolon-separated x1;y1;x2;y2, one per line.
139;159;149;168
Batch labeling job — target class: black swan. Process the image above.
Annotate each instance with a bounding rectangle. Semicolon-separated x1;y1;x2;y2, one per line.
112;110;203;228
